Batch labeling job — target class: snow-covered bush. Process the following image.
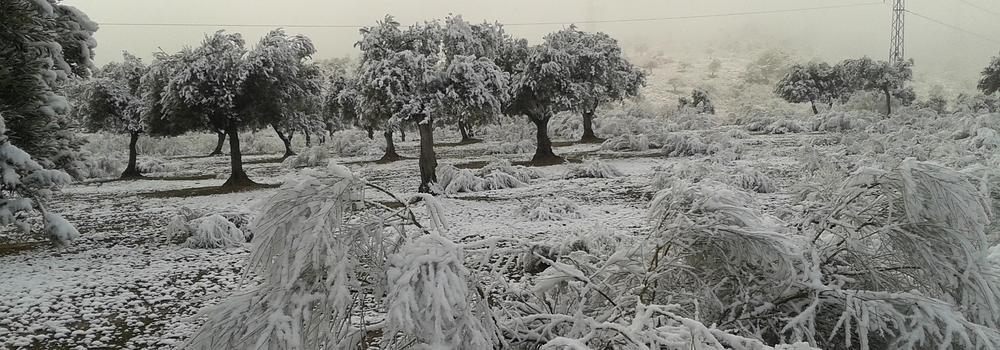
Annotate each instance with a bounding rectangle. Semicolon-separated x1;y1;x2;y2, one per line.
809;111;876;132
478;158;541;183
136;157;179;173
650;160;721;190
661;132;720;157
184;165;479;350
734;166;778;193
384;234;499;348
182;215;248;249
762;118;805;134
282;145;330;168
600;133;650;151
68;154;122;179
486;140;533;155
436;159;540;194
971;127;1000;150
329;129;383;157
519;196;583;221
641;160;1000;349
563;159;623;179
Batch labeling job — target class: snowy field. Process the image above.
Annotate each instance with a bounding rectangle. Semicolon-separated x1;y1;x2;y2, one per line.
0;124;829;348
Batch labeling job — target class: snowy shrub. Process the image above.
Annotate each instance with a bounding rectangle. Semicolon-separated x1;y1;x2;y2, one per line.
282;145;330;168
661;132;720;157
600;134;650;151
329;129;383;157
384;234;499;349
726;128;750;139
477;158;541;183
519;196;583;221
435;164;460;190
182;215;248;249
563;159;624;179
650;160;721;190
763;118;805;134
641;160;1000;350
478;171;525;191
971;127;1000;150
733;166;778;193
185;167;464;349
810;111;875;132
443;169;485;194
136;157;180;173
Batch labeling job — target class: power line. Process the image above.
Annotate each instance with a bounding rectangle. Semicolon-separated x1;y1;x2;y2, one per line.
95;2;883;29
904;9;1000;44
954;0;1000;18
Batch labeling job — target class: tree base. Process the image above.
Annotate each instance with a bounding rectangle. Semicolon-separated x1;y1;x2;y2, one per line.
222;173;259;188
377;152;403;163
579;135;605;144
207;151;225;157
529;153;565;166
281;151;296;160
120;171;144;180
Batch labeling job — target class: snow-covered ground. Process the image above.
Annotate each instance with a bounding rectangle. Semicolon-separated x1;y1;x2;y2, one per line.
0;128;820;349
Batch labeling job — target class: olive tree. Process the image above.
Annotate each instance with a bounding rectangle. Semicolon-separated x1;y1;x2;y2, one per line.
79;52;148;178
774;61;846;114
837;57;914;116
544;26;645;142
978;54;1000;96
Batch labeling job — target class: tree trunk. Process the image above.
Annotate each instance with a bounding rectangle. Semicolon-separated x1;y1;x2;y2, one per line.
458;121;472;142
366;126;374;140
223;124;255;188
209;131;226;156
580;109;601;143
531;115;561;163
305;132;312;147
417;119;437;193
380;129;401;162
272;124;295;159
810;100;819;115
121;131;142;179
883;87;892;116
400;127;406;142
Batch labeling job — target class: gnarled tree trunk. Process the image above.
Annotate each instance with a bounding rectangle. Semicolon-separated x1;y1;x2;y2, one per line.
380;129;401;162
580;109;601;143
810;100;819;115
531;115;561;163
417;118;437;193
223;124;255;188
366;126;374;140
272;124;295;159
883;86;892;117
209;131;226;156
400;127;406;142
121;131;142;179
305;132;312;147
458;121;472;142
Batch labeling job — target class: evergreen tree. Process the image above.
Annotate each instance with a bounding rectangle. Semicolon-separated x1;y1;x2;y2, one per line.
79;52;148;178
978;54;1000;96
775;61;846;114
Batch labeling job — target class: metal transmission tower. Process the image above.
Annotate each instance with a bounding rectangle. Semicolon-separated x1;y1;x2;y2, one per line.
889;0;906;62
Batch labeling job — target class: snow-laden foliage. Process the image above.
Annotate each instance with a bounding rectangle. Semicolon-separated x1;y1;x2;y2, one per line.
679;88;716;114
734;166;778;193
809;111;876;132
384;234;500;349
182;215;248;249
0;0;96;167
601;133;651;152
0;115;76;245
661;132;726;157
563;159;624;179
519;196;583;221
136;157;179;174
436;159;540;194
282;145;330;168
774;61;846;114
184;164;476;350
761;118;805;134
639;159;1000;349
978;54;1000;96
327;129;383;157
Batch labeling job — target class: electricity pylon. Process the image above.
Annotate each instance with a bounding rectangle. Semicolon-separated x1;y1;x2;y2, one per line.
890;0;906;62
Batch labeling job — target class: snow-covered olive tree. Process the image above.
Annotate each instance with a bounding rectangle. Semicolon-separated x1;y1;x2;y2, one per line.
355;16;441;162
543;26;645;142
442;15;508;142
0;0;97;170
774;61;846;114
79;52;148;178
507;34;578;162
160;31;257;187
837;57;914;116
978;54;1000;96
243;29;323;159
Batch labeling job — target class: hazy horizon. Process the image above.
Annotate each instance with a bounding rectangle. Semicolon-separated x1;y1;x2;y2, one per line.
64;0;1000;90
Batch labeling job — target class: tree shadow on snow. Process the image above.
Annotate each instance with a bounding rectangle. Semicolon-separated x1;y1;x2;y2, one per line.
139;182;280;199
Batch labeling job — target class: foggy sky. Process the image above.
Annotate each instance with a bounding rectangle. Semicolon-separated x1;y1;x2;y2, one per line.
64;0;1000;90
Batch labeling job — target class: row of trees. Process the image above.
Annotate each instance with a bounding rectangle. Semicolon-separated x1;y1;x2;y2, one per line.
774;57;914;115
78;15;645;193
